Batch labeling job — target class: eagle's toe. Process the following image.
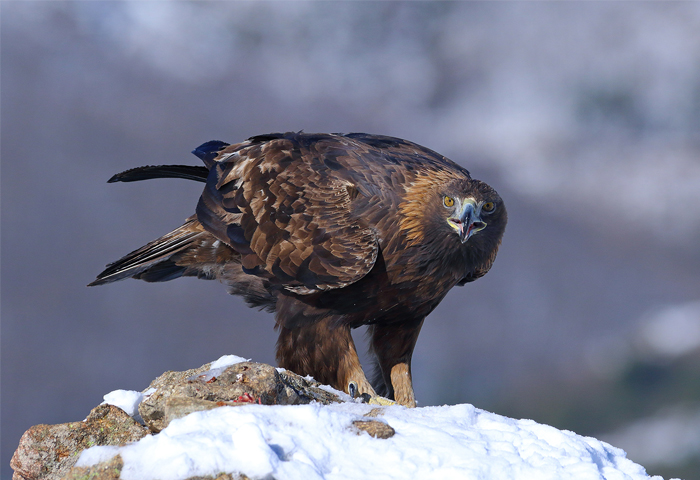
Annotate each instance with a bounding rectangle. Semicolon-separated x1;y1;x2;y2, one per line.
367;395;397;407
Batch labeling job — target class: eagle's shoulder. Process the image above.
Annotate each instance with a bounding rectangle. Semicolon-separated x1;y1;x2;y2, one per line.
343;133;471;177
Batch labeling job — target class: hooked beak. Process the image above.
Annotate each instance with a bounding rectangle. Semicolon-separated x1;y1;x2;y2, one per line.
450;201;486;243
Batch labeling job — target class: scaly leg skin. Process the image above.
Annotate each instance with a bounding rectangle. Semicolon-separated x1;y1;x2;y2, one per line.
370;318;425;408
390;362;416;407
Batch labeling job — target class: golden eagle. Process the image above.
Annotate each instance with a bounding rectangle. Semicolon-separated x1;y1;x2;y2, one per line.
90;132;507;407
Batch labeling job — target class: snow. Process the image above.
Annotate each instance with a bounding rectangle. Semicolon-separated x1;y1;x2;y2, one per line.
209;354;249;369
81;371;667;480
193;354;252;383
101;390;144;418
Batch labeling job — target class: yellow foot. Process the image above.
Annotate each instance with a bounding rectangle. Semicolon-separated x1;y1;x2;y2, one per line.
368;396;396;406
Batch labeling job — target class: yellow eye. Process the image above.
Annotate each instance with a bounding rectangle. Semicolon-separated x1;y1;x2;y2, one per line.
482;201;495;213
443;196;454;207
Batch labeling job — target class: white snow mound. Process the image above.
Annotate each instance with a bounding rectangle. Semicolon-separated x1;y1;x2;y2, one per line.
101;390;144;418
77;400;664;480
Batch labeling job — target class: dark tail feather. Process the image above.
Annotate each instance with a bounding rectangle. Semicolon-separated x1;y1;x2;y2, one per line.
89;221;203;286
107;139;231;183
108;165;209;183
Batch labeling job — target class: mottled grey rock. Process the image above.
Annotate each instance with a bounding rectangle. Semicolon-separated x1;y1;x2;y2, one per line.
10;405;148;480
163;397;248;426
139;361;342;432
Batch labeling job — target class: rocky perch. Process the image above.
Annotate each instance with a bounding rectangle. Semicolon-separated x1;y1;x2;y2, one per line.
11;358;393;480
11;356;662;480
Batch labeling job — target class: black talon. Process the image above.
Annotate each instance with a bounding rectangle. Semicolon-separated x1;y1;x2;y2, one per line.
360;393;371;403
348;381;359;399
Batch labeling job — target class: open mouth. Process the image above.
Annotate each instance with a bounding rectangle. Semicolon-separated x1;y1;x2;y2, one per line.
450;218;486;243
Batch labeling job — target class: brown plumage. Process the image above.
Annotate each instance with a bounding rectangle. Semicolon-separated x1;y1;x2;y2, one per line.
90;132;507;406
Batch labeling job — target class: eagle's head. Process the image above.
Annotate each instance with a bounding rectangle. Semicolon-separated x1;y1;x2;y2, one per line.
440;178;506;248
400;175;506;244
398;173;506;281
436;177;507;283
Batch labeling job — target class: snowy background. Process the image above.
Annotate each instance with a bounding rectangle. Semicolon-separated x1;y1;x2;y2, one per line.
3;2;700;479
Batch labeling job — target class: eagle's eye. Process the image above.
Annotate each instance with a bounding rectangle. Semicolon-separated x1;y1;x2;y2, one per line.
443;196;455;208
482;201;495;213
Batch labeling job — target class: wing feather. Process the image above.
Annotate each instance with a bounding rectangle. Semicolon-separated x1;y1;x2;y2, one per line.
89;217;206;286
195;136;379;293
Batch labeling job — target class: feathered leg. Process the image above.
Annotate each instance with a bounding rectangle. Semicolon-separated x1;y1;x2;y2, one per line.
275;317;376;398
370;318;424;407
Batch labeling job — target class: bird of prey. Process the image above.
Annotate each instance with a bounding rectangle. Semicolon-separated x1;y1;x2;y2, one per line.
90;132;507;407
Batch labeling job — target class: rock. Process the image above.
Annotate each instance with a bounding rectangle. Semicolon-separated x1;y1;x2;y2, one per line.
139;361;342;432
163;397;248;426
141;362;214;396
10;405;148;480
363;408;384;418
349;407;395;438
183;474;250;480
351;419;396;439
63;455;253;480
63;455;252;480
10;360;360;480
62;454;124;480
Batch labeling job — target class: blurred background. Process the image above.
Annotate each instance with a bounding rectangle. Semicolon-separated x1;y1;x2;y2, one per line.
3;2;700;479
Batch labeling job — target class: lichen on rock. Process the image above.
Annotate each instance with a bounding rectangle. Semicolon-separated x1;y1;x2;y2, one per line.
10;405;147;480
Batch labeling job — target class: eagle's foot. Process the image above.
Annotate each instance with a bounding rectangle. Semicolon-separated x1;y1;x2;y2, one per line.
348;381;396;406
367;395;396;406
346;379;375;400
347;381;371;403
